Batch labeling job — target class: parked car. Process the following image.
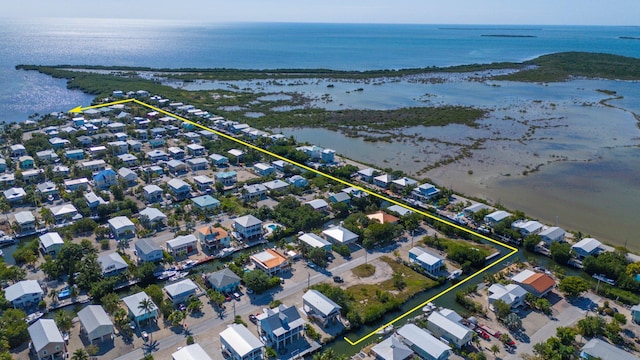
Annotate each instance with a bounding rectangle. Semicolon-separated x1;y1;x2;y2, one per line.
333;276;344;283
249;314;257;324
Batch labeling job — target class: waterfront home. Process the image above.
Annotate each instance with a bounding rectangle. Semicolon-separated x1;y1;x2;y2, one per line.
302;289;342;327
94;168;118;189
242;184;267;201
254;162;275;177
77;305;114;344
143;184;164;203
191;195;221;210
98;252;128;277
36;149;59;163
186;143;205;156
164;279;199;304
0;158;6;172
357;168;378;183
392;177;418;192
263;179;290;193
539;226;565;244
139;207;167;228
118;167;138;186
172;343;213;360
167;159;188;175
166;234;198;256
396;323;452;360
49;137;70;149
571;238;603;260
329;191;351;205
321;148;335;163
186;157;208;171
147;149;169;162
207;268;241;293
108;216;136;239
220;323;264;360
168;146;186;160
511;269;555;297
386;204;413;217
196;226;230;251
40;232;64;256
10;144;26;157
408;246;445;275
36;182;58;200
135;238;163;263
297;145;323;160
50;204;80;224
512;220;544;237
298;233;332;252
118;153;138;166
233;215;263;242
230;123;250;133
64;178;90;191
272;160;287;173
209;153;229;167
215;171;238;187
198;129;217;140
322;225;359;245
122;292;158;326
580;338;638;360
81;159;107;172
144;165;164;176
193;175;214;192
19;155;34;169
287;175;308;188
3;187;26;203
488;283;527;309
251;249;289;275
371;334;414;360
484;210;512;225
14;210;36;235
168;178;191;200
305;199;329;212
367;211;399;224
28;319;66;360
257;304;305;351
427;309;474;349
4;279;43;309
373;174;393;188
412;183;441;201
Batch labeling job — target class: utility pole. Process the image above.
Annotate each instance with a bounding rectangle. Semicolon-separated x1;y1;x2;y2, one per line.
232;301;236;318
307;272;310;289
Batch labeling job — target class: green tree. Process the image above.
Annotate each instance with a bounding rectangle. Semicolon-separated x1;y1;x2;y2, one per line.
144;285;164;307
392;271;406;291
265;346;277;359
523;234;541;252
555;326;576;346
243;269;271;293
503;312;522;330
576;316;606;338
100;292;121;315
186;297;203;313
492;299;511;319
558;276;589;298
550;242;572;265
0;308;28;348
207;289;225;308
54;310;72;332
307;247;328;267
490;344;500;357
138;297;157;327
71;349;89;360
167;310;186;327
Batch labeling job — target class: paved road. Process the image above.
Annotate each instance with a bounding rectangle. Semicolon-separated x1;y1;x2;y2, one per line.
114;249;387;360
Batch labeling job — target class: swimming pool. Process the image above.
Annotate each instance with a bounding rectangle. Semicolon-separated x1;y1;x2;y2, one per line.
267;224;279;231
58;287;70;299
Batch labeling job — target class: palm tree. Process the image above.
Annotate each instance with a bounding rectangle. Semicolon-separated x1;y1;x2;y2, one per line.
71;348;89;360
138;298;156;330
490;344;500;357
48;289;59;304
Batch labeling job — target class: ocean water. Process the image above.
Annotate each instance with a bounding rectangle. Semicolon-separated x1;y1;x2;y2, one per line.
1;18;640;121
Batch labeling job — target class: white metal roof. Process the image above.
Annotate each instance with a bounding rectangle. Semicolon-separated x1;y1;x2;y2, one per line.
39;232;64;248
4;280;43;302
299;233;331;249
427;311;473;342
108;216;134;230
164;279;198;298
28;319;63;352
122;292;156;318
397;324;450;359
220;324;263;357
77;305;113;335
172;343;213;360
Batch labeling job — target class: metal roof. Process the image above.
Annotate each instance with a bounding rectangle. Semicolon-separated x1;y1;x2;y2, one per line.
28;319;63;352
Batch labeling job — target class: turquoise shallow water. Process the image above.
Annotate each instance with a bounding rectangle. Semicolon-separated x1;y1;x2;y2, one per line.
1;18;640;121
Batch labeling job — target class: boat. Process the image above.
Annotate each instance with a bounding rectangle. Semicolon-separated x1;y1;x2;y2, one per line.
375;325;394;335
422;302;436;313
168;271;188;282
25;312;44;325
0;249;4;257
155;270;177;280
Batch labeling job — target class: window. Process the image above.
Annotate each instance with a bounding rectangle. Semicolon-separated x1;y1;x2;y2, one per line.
55;346;60;351
43;350;47;355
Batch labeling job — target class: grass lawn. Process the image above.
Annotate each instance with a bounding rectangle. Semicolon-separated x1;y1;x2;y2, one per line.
346;256;438;323
351;263;375;278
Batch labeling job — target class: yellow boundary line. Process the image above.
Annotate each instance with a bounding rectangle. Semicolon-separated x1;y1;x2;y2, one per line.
70;99;518;346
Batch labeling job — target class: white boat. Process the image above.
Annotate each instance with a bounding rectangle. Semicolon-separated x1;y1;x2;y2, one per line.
25;312;44;325
0;249;4;257
376;325;394;335
155;270;177;280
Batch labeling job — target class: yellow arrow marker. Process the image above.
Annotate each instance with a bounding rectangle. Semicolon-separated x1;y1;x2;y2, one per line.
75;98;519;346
68;98;136;113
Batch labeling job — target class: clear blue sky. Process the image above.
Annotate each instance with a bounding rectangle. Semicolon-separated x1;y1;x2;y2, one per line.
5;0;640;25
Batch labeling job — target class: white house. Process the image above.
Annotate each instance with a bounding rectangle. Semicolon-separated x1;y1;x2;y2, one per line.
77;305;114;344
220;324;264;360
14;210;36;235
512;220;544;237
539;226;565;244
49;204;80;224
39;232;65;256
166;234;198;256
488;283;527;309
135;238;163;263
98;252;129;277
143;184;163;203
484;210;512;225
172;343;213;360
108;216;136;239
233;215;263;242
427;310;474;349
302;290;342;327
571;238;602;260
298;233;332;252
322;225;359;245
408;246;445;275
28;319;66;360
396;323;452;360
4;279;43;309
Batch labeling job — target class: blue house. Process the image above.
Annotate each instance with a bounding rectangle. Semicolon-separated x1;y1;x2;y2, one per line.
191;195;220;210
209;154;229;167
287;175;308;188
321;148;336;163
207;268;241;293
163;279;199;304
94;169;117;189
168;178;191;200
215;171;237;187
19;156;34;169
65;149;85;161
254;163;275;177
412;183;441;201
329;192;351;205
